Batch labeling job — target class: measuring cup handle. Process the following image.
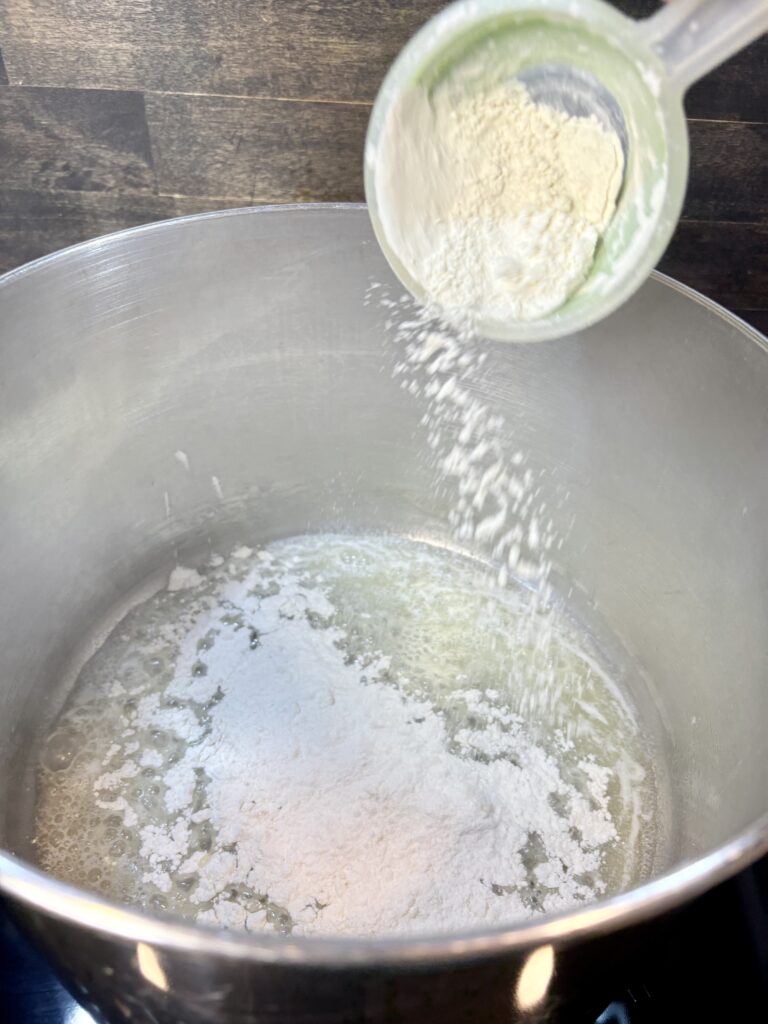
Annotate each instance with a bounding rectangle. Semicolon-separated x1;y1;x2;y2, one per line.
637;0;768;93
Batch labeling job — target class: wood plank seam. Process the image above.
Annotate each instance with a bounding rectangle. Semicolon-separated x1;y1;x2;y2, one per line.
3;84;764;126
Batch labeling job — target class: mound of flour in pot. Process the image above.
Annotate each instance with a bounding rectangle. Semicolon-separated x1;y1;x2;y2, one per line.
33;534;655;937
372;45;624;324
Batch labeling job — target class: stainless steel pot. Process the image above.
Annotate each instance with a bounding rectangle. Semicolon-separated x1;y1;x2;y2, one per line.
0;205;767;1023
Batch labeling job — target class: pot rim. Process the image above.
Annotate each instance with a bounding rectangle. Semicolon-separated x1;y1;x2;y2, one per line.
1;202;767;966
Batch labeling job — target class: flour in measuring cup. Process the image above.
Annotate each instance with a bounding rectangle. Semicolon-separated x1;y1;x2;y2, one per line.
373;48;624;325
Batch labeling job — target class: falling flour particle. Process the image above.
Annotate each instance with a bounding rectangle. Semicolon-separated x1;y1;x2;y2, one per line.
373;48;624;326
34;536;654;938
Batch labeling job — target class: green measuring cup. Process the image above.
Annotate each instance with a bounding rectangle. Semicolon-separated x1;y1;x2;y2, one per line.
365;0;768;342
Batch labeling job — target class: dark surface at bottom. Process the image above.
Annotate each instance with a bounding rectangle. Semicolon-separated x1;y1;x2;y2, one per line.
2;854;767;1023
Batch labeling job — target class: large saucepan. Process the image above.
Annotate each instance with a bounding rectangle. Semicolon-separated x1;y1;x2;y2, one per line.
0;205;767;1022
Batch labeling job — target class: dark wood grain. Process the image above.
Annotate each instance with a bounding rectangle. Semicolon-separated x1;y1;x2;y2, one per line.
0;0;444;102
0;188;235;274
0;87;155;194
685;36;768;124
0;0;763;117
684;121;768;222
659;220;768;312
146;93;369;201
610;1;659;18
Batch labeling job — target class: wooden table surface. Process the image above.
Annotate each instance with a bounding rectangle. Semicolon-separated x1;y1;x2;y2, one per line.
0;0;765;331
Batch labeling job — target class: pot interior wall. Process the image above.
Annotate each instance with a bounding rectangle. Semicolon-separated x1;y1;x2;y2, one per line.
0;207;766;889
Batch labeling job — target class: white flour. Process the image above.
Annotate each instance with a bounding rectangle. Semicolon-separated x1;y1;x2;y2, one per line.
374;53;624;325
34;535;654;937
384;303;554;590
